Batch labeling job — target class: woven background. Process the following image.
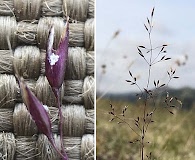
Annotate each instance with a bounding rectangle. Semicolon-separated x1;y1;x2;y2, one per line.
0;0;94;159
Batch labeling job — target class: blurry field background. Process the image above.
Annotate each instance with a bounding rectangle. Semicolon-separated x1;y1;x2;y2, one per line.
96;0;195;160
97;99;195;160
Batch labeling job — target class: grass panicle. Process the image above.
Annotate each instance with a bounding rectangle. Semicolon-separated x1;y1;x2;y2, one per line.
108;7;183;160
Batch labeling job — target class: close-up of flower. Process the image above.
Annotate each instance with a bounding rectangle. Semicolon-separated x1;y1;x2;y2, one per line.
45;17;69;159
45;17;69;92
16;76;67;159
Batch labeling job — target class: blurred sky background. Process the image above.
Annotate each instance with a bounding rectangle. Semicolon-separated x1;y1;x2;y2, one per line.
96;0;195;94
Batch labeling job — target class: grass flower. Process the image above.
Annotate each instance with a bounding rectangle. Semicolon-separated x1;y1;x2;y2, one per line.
16;76;67;159
45;17;70;159
45;17;69;91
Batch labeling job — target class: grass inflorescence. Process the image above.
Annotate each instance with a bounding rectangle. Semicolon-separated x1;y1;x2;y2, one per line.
106;7;184;160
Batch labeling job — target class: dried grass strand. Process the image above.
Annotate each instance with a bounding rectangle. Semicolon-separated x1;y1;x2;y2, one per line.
69;22;84;47
82;76;94;109
13;0;42;20
84;18;94;51
13;103;38;136
63;137;81;159
63;80;83;104
48;107;59;133
88;0;94;18
65;47;86;80
0;0;14;16
86;51;94;76
42;0;63;16
13;46;41;79
63;0;88;22
0;133;15;160
85;110;94;134
0;74;17;108
0;50;13;74
16;21;37;44
15;136;37;160
0;108;13;132
81;134;94;160
0;18;85;48
40;50;46;76
0;17;17;49
62;105;85;136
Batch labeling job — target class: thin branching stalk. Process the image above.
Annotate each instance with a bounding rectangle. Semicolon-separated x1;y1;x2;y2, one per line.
109;7;182;160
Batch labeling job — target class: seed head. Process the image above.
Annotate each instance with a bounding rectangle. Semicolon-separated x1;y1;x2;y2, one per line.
45;17;69;90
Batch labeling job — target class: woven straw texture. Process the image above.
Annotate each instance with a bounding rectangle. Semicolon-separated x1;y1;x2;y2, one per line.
0;0;94;159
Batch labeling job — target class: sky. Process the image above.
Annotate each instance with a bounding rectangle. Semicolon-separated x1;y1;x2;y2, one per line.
96;0;195;93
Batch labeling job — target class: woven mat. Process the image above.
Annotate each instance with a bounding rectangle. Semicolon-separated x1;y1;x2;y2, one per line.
0;0;94;159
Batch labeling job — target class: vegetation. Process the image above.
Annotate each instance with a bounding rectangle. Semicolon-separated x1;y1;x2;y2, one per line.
97;99;195;160
98;87;195;109
96;6;193;160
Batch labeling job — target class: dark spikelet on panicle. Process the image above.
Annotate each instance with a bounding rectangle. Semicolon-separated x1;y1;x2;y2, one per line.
151;7;155;17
